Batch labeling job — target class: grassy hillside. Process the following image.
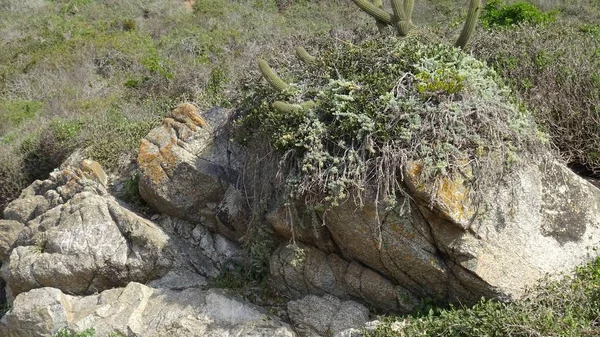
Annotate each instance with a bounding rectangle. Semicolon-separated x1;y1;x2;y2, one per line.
0;0;370;209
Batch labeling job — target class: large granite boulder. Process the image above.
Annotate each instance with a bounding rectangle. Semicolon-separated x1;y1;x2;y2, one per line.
268;160;600;311
0;161;171;297
137;103;247;241
0;282;296;337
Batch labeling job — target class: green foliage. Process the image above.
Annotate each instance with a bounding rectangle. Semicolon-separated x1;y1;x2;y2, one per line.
118;172;148;210
481;0;557;28
51;119;84;141
364;256;600;337
52;328;95;337
237;36;546;207
0;100;43;128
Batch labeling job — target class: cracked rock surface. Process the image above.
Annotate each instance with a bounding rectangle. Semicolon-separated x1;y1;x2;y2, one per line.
0;161;171;297
0;282;296;337
138;103;247;242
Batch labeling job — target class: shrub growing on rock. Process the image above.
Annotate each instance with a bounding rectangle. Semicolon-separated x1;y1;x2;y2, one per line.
236;35;548;209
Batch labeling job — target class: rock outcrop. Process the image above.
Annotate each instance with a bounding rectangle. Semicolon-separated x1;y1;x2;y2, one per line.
0;157;241;299
138;103;247;241
0;161;171;297
0;282;296;337
268;160;600;310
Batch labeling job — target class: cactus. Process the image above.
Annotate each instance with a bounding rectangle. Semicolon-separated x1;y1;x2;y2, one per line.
371;0;388;33
455;0;482;49
258;59;290;91
351;0;481;50
295;46;316;64
404;0;414;24
352;0;392;25
273;101;315;114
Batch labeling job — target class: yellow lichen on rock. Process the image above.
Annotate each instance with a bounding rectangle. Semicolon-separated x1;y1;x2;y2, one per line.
81;159;108;187
138;139;168;185
404;160;476;230
170;103;207;131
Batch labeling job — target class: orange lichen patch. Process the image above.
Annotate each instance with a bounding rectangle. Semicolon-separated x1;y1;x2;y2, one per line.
170;103;207;131
158;138;179;172
404;160;475;229
80;159;107;186
138;139;168;185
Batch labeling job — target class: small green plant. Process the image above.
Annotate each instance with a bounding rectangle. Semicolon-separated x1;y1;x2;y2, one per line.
481;0;557;28
51;119;84;141
118;172;148;210
52;328;95;337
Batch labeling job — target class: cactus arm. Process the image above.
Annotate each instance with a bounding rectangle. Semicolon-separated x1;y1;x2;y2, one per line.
258;59;290;91
404;0;415;24
273;101;315;114
295;46;316;64
455;0;482;49
352;0;392;25
391;0;411;36
371;0;388;33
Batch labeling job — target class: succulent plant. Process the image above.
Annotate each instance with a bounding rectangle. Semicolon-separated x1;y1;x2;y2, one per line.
455;0;482;49
273;101;316;114
295;46;316;64
353;0;482;49
257;59;289;91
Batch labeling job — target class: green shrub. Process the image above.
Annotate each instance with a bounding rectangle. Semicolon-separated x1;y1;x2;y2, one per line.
236;36;547;208
52;328;95;337
118;172;148;211
364;256;600;336
481;0;557;28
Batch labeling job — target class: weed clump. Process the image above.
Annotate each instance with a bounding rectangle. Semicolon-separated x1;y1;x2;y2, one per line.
481;0;557;28
236;36;547;209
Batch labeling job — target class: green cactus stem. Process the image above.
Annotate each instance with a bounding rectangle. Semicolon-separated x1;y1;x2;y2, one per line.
295;46;316;64
391;0;411;36
404;0;415;24
455;0;482;49
273;101;315;114
371;0;388;33
258;59;290;91
352;0;392;25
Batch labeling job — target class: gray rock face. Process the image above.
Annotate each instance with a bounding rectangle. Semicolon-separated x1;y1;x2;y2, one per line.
287;295;369;337
269;160;600;310
0;282;297;337
0;163;171;297
137;103;247;241
148;215;239;290
0;220;24;261
270;243;418;312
